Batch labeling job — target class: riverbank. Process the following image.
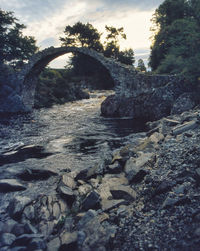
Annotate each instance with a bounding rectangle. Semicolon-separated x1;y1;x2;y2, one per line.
0;96;200;250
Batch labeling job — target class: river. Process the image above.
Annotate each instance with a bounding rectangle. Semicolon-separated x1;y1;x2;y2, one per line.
0;90;146;216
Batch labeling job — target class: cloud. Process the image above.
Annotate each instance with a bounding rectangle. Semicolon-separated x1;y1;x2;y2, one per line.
1;0;163;67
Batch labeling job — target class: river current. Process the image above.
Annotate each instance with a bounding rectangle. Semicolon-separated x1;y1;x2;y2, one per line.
0;91;147;214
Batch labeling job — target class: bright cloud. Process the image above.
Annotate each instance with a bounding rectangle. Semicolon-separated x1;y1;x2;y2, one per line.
0;0;163;67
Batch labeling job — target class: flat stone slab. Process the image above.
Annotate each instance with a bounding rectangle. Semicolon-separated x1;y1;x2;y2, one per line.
172;120;198;136
101;199;128;212
110;185;137;201
61;174;76;189
0;179;26;192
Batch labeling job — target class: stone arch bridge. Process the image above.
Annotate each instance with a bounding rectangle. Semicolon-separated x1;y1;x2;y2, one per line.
17;46;176;111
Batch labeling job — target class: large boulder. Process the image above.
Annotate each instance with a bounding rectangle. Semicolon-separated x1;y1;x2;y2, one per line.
101;79;194;121
171;92;197;115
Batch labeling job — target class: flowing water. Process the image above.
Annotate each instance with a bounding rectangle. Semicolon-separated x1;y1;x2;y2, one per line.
0;91;147;214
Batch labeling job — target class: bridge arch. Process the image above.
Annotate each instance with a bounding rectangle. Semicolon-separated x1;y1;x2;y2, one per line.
18;46;125;109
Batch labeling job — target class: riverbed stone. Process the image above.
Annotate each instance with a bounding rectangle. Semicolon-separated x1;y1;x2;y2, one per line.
10;247;27;251
12;224;25;237
27;237;46;250
171;92;196;115
47;237;61;251
101;199;127;212
82;191;101;211
52;202;60;220
18;168;57;181
60;231;77;246
110;185;137;201
61;174;76;189
77;209;97;230
8;196;32;220
2;219;17;233
78;183;92;196
12;234;43;247
0;233;16;247
124;152;155;183
107;161;122;174
58;185;75;204
0;179;26;192
24;223;38;234
171;120;198;136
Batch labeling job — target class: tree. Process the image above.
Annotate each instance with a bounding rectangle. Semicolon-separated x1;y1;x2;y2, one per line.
60;22;135;89
103;26;134;65
60;22;103;51
0;8;38;69
149;0;200;83
136;59;146;72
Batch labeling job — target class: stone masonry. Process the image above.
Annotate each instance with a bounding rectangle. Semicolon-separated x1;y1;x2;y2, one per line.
1;46;178;113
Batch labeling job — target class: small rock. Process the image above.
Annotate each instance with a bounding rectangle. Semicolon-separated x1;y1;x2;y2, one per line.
0;179;26;192
77;210;97;230
90;178;99;189
74;169;88;181
107;161;123;174
12;224;25;236
194;228;200;237
60;231;77;246
1;219;17;233
82;191;101;211
58;185;75;204
0;233;16;247
8;196;32;220
101;199;127;212
18;168;57;181
10;247;27;251
61;174;76;189
53;203;60;220
172;120;197;136
162;197;178;209
162;196;190;209
163;118;180;126
12;234;43;247
149;132;164;144
27;238;46;250
154;180;174;195
46;237;61;251
195;168;200;182
98;213;109;223
24;223;38;234
110;185;137;201
23;205;35;221
124;152;154;183
78;183;92;196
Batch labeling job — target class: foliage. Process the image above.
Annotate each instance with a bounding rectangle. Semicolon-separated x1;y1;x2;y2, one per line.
0;8;38;69
136;59;146;72
34;68;90;108
60;22;134;88
60;22;135;66
60;22;103;52
149;0;200;83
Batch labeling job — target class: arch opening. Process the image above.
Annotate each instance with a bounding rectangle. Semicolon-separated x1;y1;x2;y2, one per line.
20;47;117;109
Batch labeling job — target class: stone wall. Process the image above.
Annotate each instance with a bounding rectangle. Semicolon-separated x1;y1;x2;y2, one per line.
0;46;181;113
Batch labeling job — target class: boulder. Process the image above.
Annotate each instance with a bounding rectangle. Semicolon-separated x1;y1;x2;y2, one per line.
171;120;198;136
58;185;75;204
82;191;101;211
110;185;137;201
124;152;155;183
8;196;32;220
0;179;26;192
0;233;16;247
171;92;197;115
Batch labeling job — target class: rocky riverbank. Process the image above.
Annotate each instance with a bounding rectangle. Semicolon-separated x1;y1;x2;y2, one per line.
1;106;200;250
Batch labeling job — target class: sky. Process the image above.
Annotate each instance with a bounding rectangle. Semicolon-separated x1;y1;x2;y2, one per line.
1;0;164;68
